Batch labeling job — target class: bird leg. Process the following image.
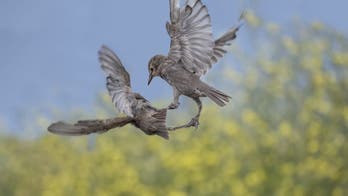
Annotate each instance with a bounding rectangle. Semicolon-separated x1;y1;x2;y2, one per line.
166;97;202;131
166;122;196;131
168;87;180;109
189;97;202;128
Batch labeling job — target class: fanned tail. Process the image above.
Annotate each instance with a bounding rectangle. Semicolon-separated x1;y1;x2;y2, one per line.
151;108;169;140
200;83;231;107
48;117;134;136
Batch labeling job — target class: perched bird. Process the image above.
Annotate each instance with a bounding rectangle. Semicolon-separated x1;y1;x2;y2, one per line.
48;45;192;140
148;0;242;126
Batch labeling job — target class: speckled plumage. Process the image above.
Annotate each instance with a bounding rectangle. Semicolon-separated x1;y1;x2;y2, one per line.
49;45;189;140
148;0;242;126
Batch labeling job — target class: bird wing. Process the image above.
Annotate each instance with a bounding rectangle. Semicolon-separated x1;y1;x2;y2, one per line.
167;0;214;76
98;45;136;117
211;12;244;64
48;117;134;136
210;24;241;64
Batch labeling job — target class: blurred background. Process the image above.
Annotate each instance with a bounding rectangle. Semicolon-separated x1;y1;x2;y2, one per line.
0;0;347;195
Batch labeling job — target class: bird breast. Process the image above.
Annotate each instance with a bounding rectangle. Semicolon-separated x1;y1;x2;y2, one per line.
162;64;200;88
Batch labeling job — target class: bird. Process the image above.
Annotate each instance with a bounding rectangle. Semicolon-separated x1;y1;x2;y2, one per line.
48;45;193;140
147;0;243;127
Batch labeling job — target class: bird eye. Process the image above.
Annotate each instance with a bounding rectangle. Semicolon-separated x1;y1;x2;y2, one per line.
150;68;154;72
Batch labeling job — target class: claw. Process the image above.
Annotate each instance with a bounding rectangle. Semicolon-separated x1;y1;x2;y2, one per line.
168;102;180;109
188;117;200;129
166;116;200;131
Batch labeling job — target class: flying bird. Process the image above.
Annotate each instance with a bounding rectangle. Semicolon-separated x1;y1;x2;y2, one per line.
48;45;192;140
148;0;243;126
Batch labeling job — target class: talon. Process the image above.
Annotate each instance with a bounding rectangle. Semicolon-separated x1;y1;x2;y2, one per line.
188;117;200;128
168;102;179;109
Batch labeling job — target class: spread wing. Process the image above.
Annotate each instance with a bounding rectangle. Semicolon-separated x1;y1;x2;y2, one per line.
211;24;241;64
48;117;133;136
167;0;214;76
211;12;244;64
98;45;135;117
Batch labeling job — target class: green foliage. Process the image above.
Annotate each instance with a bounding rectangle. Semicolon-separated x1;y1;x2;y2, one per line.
1;15;347;195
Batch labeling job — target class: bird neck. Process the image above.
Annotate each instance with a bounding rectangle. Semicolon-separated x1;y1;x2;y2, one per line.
157;56;172;74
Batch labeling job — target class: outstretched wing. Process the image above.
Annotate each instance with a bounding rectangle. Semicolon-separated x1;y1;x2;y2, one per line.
48;117;134;136
211;12;244;64
98;45;135;117
211;24;241;64
167;0;214;76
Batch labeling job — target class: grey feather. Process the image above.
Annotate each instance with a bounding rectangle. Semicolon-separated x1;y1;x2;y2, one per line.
170;0;180;23
166;0;243;75
167;0;214;76
48;117;134;136
210;23;242;64
99;45;135;117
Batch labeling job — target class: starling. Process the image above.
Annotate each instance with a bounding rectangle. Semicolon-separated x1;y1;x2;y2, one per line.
148;0;243;126
48;45;193;140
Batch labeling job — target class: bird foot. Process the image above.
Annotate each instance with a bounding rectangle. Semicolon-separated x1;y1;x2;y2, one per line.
168;102;180;110
166;116;200;131
188;117;200;128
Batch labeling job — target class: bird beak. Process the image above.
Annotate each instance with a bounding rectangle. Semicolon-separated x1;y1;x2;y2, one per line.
148;74;154;85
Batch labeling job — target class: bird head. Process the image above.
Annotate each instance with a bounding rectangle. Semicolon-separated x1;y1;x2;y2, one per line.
148;55;166;85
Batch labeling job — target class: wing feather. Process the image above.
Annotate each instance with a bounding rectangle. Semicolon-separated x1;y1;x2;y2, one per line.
210;25;241;64
98;45;135;117
167;0;214;76
210;12;244;64
167;0;243;75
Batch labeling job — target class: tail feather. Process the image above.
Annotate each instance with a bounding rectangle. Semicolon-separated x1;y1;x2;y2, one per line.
200;84;231;107
48;117;134;136
156;131;169;140
151;108;169;140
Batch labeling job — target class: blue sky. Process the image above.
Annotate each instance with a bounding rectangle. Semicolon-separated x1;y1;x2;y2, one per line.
0;0;347;131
